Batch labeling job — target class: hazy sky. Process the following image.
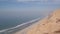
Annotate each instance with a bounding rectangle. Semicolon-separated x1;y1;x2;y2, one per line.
0;0;60;19
0;0;60;11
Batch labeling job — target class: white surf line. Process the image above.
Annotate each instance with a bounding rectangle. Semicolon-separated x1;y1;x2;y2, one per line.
0;17;40;33
6;17;41;33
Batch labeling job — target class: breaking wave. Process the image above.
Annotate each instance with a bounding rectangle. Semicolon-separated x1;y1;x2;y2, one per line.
0;17;40;34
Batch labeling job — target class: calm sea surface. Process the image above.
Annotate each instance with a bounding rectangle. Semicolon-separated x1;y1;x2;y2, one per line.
0;11;50;30
0;16;41;30
0;11;41;30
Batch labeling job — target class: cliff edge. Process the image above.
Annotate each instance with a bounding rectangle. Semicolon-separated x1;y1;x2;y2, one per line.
14;9;60;34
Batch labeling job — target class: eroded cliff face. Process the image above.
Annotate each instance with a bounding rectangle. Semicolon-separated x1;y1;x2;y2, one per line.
14;9;60;34
26;9;60;34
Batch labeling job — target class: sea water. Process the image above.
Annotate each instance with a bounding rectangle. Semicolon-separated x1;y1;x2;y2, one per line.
0;11;46;30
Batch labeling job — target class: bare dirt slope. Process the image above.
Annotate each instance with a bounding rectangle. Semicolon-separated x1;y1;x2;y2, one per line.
14;9;60;34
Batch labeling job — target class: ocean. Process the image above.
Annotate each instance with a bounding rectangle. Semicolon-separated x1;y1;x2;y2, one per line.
0;11;40;30
0;11;51;30
0;16;40;30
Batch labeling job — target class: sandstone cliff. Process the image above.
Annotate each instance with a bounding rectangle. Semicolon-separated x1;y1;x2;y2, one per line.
14;9;60;34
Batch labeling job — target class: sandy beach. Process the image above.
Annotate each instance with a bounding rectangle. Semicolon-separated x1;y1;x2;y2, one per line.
14;9;60;34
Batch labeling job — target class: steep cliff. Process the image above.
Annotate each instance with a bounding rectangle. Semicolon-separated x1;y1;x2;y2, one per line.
14;9;60;34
